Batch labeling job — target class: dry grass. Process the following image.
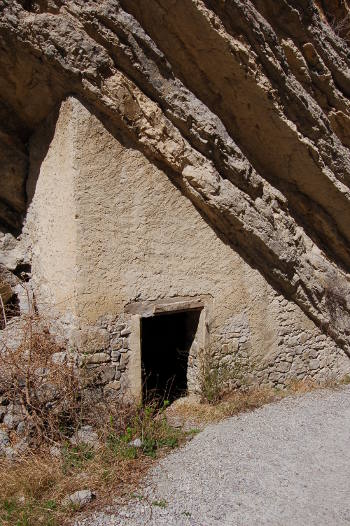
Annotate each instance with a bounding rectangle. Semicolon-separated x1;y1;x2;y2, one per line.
0;403;187;526
166;378;349;426
0;443;152;525
0;317;82;447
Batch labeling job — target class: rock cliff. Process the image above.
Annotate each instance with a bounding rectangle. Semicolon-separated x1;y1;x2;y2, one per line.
1;0;350;353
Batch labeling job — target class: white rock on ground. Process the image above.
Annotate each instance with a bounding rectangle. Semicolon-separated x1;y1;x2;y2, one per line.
70;425;99;448
75;387;350;526
63;489;95;509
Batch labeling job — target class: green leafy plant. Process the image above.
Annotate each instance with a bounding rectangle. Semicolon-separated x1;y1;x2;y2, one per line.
199;344;256;404
198;346;232;404
152;499;167;508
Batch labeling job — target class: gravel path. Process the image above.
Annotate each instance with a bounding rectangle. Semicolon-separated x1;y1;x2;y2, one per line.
76;387;350;525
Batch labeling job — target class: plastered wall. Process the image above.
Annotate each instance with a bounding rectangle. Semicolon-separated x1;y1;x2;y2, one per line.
25;103;78;317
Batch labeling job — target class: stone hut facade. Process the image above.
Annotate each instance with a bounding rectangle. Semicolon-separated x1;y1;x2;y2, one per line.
22;97;349;402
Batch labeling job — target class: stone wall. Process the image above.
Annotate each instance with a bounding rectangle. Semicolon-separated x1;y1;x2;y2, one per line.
214;293;349;390
73;314;132;398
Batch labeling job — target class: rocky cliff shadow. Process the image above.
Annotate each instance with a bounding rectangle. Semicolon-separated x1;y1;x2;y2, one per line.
26;104;60;209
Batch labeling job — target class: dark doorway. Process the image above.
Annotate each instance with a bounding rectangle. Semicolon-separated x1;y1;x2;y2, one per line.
141;309;201;403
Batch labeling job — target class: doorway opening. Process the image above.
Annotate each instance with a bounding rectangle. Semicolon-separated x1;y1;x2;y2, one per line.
141;309;201;404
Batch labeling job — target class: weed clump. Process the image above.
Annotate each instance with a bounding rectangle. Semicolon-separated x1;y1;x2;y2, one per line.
0;400;181;526
198;344;253;404
0;315;82;447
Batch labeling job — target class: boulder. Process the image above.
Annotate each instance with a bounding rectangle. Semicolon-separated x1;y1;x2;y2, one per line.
62;489;95;508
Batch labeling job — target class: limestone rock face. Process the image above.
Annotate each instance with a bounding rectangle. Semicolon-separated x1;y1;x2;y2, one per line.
1;0;350;355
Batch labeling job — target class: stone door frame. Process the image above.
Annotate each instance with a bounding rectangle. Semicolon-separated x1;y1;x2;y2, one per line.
125;295;212;402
